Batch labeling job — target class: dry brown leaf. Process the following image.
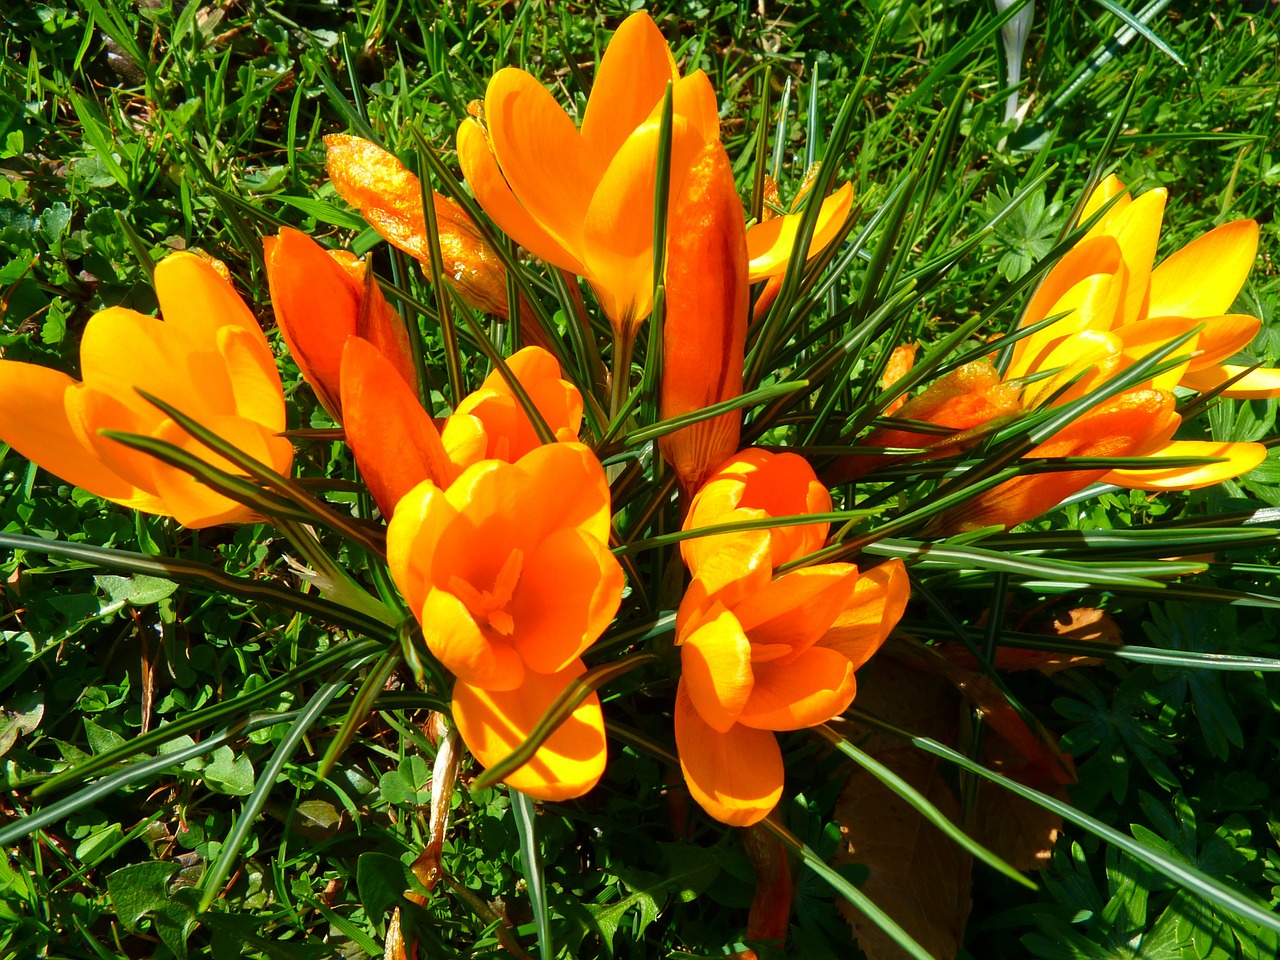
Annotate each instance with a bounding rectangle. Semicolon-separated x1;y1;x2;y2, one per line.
969;732;1066;872
835;747;973;960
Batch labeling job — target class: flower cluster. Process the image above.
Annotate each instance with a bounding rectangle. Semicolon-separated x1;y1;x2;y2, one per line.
1;11;1272;837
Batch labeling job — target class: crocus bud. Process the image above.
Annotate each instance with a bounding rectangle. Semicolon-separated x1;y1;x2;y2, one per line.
659;141;749;500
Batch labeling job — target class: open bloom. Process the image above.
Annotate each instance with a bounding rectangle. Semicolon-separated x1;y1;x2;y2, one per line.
1012;175;1278;398
265;226;417;418
456;11;720;332
675;537;909;825
387;442;624;800
0;252;291;527
747;169;855;284
341;340;582;517
659;140;749;500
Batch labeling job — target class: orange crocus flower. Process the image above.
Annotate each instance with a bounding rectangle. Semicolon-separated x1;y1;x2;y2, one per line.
340;341;582;516
681;449;832;577
0;252;291;528
265;226;417;419
674;538;909;825
659;141;749;500
386;442;624;800
1012;174;1277;398
746;169;854;284
324;134;520;323
456;11;720;333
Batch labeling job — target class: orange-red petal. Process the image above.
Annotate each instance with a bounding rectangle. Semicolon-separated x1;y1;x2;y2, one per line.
737;645;857;731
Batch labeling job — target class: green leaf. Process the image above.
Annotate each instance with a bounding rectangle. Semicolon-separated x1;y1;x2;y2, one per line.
203;746;256;797
107;861;179;932
356;851;415;921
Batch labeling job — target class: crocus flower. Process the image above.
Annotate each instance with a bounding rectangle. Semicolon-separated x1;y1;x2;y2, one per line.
265;226;417;418
340;341;582;517
681;449;832;578
325;134;523;324
0;252;291;527
387;442;624;800
746;169;854;283
675;544;909;826
659;140;749;500
1013;175;1277;399
455;11;720;333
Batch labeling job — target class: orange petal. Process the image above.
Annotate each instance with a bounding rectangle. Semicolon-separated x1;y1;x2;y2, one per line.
737;645;856;731
1147;219;1259;320
1020;329;1124;408
64;384;166;501
506;442;614;546
386;478;459;617
1106;187;1166;323
455;345;583;462
1078;174;1130;238
485;67;599;261
821;559;909;671
421;585;524;691
1180;363;1280;399
1110;316;1201;393
452;660;606;801
680;607;754;733
509;527;624;675
1103;440;1267;491
670;70;721;145
264;227;359;416
1183;315;1260;371
341;337;454;517
733;564;859;659
579;11;678;166
678;528;773;622
153;250;262;343
941;389;1179;533
0;362;148;505
353;259;420;397
456;119;585;274
746;181;853;282
675;683;783;827
659;140;749;498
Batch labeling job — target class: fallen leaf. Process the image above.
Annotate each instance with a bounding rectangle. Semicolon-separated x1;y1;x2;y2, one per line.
969;730;1066;872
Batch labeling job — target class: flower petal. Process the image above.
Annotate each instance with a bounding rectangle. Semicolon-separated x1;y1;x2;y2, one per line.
821;559;909;671
579;11;678;165
680;607;754;733
341;337;454;517
1106;187;1166;323
670;70;721;145
508;442;614;545
509;527;624;676
454;345;583;462
1180;363;1280;399
1078;174;1129;238
1182;315;1261;372
1148;219;1259;320
746;182;854;282
456;119;585;274
386;478;459;617
737;645;856;731
153;250;261;342
675;682;783;826
732;564;859;658
452;660;606;801
485;67;600;261
421;585;524;691
217;325;287;432
1103;440;1267;491
0;362;148;505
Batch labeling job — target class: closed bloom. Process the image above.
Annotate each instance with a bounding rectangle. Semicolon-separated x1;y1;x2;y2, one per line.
675;541;909;826
681;449;832;578
341;341;582;517
456;11;720;332
659;141;749;500
0;252;291;528
325;134;520;322
265;226;417;418
387;442;624;800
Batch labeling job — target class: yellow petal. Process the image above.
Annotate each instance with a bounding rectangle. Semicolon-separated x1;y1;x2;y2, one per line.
746;182;854;282
217;325;286;431
1103;440;1267;491
421;585;524;691
456;119;585;274
1021;329;1124;408
485;67;600;261
508;442;614;545
153;250;262;343
1147;219;1259;320
1079;174;1130;238
1180;363;1280;399
676;683;783;827
1107;187;1166;323
386;478;458;618
680;607;754;733
678;528;773;623
452;660;606;801
1185;315;1261;371
0;362;147;505
579;11;678;165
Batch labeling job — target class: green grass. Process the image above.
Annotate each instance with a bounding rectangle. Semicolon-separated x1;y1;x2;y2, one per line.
2;1;1280;958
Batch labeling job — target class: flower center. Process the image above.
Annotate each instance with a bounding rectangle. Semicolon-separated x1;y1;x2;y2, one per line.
448;549;524;637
